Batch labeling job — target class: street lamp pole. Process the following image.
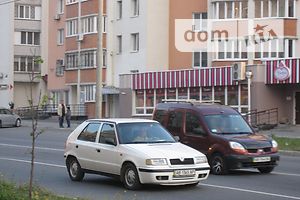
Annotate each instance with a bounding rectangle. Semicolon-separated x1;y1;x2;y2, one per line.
95;0;103;118
246;71;252;124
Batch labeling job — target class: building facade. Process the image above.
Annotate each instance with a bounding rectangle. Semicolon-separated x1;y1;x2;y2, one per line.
0;0;14;108
119;0;300;125
13;0;48;108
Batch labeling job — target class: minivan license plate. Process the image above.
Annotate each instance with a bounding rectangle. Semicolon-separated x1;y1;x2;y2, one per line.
173;169;196;177
253;157;271;163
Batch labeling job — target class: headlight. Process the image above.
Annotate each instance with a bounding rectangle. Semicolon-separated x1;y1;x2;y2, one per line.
145;158;168;166
271;140;278;148
229;141;247;154
194;156;208;164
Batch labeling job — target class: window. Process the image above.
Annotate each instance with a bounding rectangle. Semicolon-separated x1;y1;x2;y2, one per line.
78;123;100;142
66;19;78;36
20;31;40;45
227;86;238;105
178;88;188;99
81;50;96;67
57;0;64;14
186;112;205;136
241;85;248;105
255;0;295;18
156;89;165;104
190;88;200;100
214;86;225;104
286;39;295;58
193;51;207;67
132;0;139;16
131;33;139;52
167;111;183;133
167;88;176;99
66;0;78;4
56;59;64;76
102;15;107;33
193;12;207;31
65;52;78;69
103;49;107;67
81;85;96;102
117;0;122;19
202;87;212;101
135;90;144;114
57;29;64;45
213;1;247;19
82;16;97;34
99;123;116;145
117;35;122;54
15;5;40;20
14;56;40;72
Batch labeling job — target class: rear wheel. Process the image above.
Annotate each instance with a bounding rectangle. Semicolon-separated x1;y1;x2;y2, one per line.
121;163;141;190
66;157;85;181
210;154;228;175
258;167;274;174
15;119;21;127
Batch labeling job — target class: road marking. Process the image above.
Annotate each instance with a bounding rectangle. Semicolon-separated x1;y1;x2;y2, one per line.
0;143;64;152
0;157;300;199
0;157;65;168
202;183;300;200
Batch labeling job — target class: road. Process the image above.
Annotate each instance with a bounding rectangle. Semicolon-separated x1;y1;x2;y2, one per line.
0;121;300;200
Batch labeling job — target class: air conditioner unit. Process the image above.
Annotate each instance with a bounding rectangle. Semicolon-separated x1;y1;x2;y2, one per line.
232;62;246;81
54;14;61;20
77;34;84;42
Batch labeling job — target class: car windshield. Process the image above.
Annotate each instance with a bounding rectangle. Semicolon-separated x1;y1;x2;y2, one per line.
117;122;176;144
204;114;253;135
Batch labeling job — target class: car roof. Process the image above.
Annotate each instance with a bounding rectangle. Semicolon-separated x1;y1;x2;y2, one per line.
155;102;238;115
86;118;157;124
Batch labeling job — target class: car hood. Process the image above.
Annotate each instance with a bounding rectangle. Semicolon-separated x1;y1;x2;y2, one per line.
124;142;204;158
222;133;272;149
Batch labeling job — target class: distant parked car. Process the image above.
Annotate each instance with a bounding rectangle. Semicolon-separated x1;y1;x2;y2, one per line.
64;119;210;190
0;108;21;128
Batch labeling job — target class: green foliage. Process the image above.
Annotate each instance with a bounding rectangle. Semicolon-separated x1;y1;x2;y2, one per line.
272;136;300;151
0;179;84;200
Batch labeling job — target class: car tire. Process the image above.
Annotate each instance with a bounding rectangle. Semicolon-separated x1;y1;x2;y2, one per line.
258;167;274;174
121;163;141;190
210;154;228;175
66;157;85;181
15;119;21;127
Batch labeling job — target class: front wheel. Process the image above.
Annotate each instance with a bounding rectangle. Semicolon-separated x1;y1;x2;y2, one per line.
121;163;141;190
15;119;21;127
258;167;274;174
67;157;85;181
210;154;228;175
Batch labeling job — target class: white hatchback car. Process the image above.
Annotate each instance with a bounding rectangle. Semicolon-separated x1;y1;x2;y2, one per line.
64;119;210;190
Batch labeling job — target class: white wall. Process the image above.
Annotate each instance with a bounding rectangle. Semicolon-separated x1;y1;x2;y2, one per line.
0;0;14;108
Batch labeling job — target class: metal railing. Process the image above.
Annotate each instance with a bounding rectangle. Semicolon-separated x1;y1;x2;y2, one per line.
243;108;278;130
16;104;87;119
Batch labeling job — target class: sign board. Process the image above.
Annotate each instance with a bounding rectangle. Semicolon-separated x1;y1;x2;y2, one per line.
274;61;290;81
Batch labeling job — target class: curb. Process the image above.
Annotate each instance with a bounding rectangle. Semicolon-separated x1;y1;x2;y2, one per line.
279;150;300;157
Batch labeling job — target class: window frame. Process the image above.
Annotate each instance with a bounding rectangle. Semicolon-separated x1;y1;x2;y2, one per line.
131;33;139;52
77;123;101;142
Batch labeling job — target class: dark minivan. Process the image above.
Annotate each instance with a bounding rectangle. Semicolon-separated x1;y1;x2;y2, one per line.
153;100;280;175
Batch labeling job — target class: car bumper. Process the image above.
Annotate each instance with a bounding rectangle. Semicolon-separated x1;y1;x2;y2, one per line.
137;166;210;185
225;153;280;169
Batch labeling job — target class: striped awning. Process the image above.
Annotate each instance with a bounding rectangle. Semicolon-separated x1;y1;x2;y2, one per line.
132;66;236;90
265;58;300;84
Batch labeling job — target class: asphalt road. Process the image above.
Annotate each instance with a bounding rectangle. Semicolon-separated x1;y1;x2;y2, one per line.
0;122;300;200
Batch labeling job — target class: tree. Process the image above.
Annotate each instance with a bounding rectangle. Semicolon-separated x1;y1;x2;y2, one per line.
28;56;44;200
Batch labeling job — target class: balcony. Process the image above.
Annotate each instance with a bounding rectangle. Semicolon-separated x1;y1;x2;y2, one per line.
14;71;41;83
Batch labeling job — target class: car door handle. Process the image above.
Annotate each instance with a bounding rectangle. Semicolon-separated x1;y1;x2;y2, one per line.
96;149;101;153
75;145;78;148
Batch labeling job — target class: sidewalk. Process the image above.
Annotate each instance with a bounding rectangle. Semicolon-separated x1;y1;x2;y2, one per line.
260;124;300;139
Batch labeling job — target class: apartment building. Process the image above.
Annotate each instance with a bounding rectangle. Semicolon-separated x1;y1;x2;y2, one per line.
48;0;109;118
120;0;300;124
0;0;14;108
13;0;48;107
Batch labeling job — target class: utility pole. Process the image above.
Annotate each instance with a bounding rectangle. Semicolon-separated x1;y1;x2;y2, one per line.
77;0;82;105
96;0;103;118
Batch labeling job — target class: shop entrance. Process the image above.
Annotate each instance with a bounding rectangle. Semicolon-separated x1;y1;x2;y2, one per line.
296;93;300;124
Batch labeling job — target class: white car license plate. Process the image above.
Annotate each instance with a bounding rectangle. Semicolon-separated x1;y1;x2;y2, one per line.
253;157;271;163
173;169;196;177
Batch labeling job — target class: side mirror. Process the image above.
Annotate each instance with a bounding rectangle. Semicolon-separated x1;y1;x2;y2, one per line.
193;127;207;136
105;138;117;146
174;136;180;142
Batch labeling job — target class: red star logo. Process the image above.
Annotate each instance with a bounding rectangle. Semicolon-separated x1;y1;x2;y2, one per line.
254;24;268;32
